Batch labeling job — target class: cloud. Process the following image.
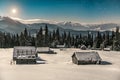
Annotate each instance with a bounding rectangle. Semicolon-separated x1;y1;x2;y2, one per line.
10;16;120;25
10;17;58;24
10;17;86;25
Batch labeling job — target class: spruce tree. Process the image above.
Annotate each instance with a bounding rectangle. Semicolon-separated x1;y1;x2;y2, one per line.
45;25;49;46
93;31;102;48
67;32;71;47
36;27;43;47
56;28;60;41
113;27;120;51
24;28;28;39
19;32;25;46
63;31;67;45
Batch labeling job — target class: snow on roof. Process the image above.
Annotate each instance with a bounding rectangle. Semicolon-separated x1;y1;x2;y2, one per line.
13;46;36;57
56;45;65;48
73;52;102;61
14;46;36;51
36;47;50;52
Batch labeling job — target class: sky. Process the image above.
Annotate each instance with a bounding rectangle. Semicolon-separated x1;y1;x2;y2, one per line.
0;0;120;24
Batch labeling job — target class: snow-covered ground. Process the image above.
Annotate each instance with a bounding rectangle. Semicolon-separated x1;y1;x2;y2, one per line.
0;48;120;80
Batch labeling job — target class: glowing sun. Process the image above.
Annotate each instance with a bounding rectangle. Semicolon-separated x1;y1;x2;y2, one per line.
12;9;17;14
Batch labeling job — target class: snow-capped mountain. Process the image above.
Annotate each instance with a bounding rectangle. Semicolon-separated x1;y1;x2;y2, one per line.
0;17;74;34
11;16;120;31
57;21;89;31
87;23;119;31
57;21;120;31
28;23;66;34
0;16;28;34
0;16;120;35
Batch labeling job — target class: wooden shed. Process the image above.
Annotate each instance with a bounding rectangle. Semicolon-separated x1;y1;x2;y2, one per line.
13;46;38;64
80;45;87;50
56;44;66;48
36;47;56;54
72;52;102;65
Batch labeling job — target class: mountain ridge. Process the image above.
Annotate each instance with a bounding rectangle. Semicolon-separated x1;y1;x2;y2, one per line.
0;16;119;35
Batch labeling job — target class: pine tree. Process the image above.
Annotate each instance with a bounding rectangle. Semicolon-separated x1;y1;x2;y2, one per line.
36;27;43;47
113;27;120;51
52;30;56;40
103;31;110;47
109;31;115;49
63;31;67;44
71;35;75;46
78;34;83;46
31;37;35;46
19;32;25;46
45;24;48;36
74;35;79;48
45;25;49;46
93;31;102;48
16;34;20;46
66;32;71;47
56;28;60;41
49;32;52;46
24;28;30;46
86;31;93;47
24;28;28;39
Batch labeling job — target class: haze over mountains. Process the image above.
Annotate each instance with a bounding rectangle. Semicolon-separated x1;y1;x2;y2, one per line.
0;16;119;35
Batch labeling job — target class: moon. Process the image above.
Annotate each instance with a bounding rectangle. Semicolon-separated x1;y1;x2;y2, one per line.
12;9;17;14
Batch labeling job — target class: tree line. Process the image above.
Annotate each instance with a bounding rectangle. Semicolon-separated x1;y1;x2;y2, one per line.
0;25;120;51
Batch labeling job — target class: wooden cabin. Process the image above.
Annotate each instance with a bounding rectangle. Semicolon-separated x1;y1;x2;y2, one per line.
80;45;87;50
56;44;66;51
104;48;111;51
13;46;38;64
36;47;56;54
56;43;66;48
72;52;102;65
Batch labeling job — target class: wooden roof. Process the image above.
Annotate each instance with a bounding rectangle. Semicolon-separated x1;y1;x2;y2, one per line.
72;52;102;61
36;47;50;52
14;46;36;52
13;46;36;58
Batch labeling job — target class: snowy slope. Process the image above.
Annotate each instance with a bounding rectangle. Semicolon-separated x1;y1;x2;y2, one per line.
0;48;120;80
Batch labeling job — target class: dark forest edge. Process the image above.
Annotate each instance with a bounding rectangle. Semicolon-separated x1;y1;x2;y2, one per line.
0;25;120;51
